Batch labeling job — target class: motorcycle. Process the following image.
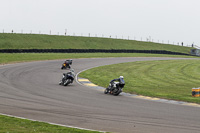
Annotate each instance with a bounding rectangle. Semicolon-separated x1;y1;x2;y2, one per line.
59;73;74;86
61;59;72;69
61;63;71;69
104;81;125;96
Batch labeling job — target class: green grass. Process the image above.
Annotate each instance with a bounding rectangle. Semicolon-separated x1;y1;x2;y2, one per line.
0;53;197;65
0;33;192;54
0;115;101;133
79;60;200;103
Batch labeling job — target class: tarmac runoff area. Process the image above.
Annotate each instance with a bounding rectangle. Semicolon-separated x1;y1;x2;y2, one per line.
77;77;200;108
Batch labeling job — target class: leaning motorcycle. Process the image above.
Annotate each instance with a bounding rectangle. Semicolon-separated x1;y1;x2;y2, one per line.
61;63;70;69
59;73;74;86
61;59;72;69
104;81;125;96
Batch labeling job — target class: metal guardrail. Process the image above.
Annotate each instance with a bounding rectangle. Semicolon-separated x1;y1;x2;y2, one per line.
0;49;190;56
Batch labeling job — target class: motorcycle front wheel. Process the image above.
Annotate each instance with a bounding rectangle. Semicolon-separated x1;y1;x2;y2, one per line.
63;79;70;86
61;66;65;69
104;88;109;94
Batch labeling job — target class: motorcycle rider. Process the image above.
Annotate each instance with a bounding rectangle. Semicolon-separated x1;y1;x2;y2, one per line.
59;69;76;85
109;76;125;90
67;59;73;65
64;59;73;69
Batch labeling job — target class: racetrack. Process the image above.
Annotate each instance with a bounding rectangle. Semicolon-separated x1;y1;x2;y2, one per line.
0;57;200;133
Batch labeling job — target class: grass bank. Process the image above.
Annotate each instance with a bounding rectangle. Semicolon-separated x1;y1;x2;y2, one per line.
0;33;192;54
0;115;101;133
79;59;200;104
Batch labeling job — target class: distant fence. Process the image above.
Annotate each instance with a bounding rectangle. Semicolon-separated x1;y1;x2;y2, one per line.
0;49;190;56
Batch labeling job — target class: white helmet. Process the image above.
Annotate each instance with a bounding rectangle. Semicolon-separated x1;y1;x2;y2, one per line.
119;76;124;79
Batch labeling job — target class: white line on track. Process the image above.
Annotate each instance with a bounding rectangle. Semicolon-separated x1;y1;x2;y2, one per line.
0;113;106;133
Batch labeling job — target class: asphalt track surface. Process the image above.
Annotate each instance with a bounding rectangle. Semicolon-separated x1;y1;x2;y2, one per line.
0;57;200;133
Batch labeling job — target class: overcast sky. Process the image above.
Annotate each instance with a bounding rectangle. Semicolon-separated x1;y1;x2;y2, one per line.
1;0;200;47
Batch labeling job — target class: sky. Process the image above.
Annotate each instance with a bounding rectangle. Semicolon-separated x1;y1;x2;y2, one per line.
1;0;200;47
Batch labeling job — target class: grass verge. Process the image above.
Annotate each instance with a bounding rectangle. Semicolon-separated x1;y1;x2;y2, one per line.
0;115;101;133
79;59;200;104
0;53;196;64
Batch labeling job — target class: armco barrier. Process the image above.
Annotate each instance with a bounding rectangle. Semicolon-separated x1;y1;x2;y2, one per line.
0;49;190;56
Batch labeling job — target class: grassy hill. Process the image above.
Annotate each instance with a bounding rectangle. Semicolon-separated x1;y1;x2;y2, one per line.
0;33;192;54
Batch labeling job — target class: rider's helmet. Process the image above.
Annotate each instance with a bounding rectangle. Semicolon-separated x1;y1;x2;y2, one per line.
69;59;73;64
119;76;124;79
